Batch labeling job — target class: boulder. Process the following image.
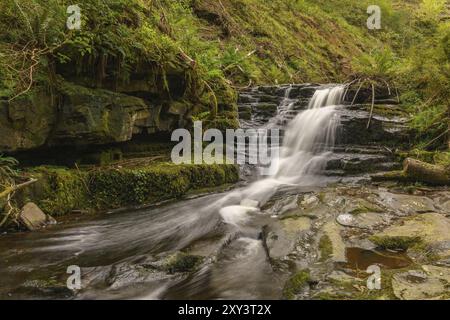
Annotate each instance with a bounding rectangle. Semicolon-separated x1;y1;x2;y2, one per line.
19;202;56;231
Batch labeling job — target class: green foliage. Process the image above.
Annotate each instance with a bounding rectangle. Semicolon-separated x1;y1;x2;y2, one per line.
0;154;19;183
1;0;449;147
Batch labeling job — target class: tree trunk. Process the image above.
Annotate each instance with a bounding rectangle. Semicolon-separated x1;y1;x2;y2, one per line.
403;158;450;186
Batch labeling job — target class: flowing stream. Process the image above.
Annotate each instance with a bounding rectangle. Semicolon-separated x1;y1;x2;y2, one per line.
0;85;347;300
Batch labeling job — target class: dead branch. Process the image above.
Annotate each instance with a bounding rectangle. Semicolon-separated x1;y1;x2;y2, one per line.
367;83;375;129
0;178;38;199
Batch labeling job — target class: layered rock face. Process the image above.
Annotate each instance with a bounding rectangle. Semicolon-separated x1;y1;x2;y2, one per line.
0;82;193;153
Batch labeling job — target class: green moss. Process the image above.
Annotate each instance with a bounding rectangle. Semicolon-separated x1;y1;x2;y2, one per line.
88;163;238;209
163;252;204;274
24;162;239;216
319;235;333;262
282;270;311;300
370;236;422;251
35;167;89;216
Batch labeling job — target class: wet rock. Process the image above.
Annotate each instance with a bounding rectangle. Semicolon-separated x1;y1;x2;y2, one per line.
371;213;450;257
336;212;386;230
163;252;204;274
327;271;362;284
49;84;151;146
300;194;319;208
336;106;410;147
263;216;311;259
377;192;437;215
16;279;74;299
267;195;299;216
18;202;56;231
392;266;450;300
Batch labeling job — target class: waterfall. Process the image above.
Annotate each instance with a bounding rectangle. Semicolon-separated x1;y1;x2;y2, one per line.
218;85;346;224
274;85;344;181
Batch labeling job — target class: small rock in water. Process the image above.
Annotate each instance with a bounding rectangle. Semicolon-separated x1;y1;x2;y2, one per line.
18;202;56;231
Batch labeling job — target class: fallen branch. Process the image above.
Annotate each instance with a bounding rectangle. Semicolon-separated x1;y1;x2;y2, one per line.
371;158;450;186
0;178;38;199
422;129;449;149
403;158;450;186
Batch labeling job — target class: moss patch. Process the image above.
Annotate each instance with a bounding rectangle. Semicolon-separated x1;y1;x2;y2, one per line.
163;252;204;274
319;235;333;262
24;163;239;216
282;269;311;300
370;236;422;251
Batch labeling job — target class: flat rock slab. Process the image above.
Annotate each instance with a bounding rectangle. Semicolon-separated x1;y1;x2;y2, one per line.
377;192;437;215
392;266;450;300
337;212;386;230
373;213;450;257
264;217;312;259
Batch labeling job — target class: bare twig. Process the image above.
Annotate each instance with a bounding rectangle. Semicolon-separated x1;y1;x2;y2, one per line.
367;83;375;129
351;78;365;106
422;129;450;149
0;178;38;199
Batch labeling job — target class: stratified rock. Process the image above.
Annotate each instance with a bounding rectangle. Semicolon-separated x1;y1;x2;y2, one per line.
19;202;56;231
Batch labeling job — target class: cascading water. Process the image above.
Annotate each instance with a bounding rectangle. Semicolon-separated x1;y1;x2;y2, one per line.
0;84;348;300
274;85;344;181
218;85;346;220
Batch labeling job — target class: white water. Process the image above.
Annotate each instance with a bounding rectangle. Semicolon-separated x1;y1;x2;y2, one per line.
219;85;345;225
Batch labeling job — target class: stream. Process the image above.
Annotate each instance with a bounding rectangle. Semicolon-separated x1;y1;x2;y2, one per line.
1;84;448;300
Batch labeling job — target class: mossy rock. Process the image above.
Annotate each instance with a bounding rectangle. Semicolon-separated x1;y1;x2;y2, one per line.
163;252;204;274
282;270;311;300
319;235;333;262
